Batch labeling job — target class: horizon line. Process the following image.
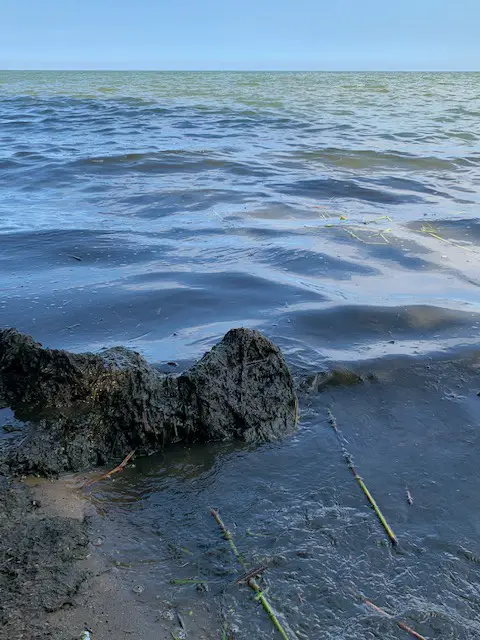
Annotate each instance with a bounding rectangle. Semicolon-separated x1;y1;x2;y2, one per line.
1;68;479;73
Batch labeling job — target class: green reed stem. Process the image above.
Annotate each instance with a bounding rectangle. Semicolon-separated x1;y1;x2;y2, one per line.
328;409;398;545
210;509;290;640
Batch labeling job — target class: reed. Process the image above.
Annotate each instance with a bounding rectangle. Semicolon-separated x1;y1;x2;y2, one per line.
210;509;290;640
420;223;476;254
327;409;397;545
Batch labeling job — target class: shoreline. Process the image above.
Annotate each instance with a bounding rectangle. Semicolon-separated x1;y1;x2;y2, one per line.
2;348;480;639
0;325;294;640
0;472;217;640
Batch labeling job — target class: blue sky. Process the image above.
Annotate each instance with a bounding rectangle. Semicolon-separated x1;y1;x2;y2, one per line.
1;0;479;70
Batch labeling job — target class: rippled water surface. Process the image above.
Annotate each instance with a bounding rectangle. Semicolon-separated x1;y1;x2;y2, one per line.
1;71;480;639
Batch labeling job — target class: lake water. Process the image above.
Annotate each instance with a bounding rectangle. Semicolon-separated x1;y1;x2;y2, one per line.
1;71;480;639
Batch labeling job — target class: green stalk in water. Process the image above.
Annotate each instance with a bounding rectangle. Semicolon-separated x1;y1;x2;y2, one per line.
210;509;290;640
210;508;245;567
327;409;398;545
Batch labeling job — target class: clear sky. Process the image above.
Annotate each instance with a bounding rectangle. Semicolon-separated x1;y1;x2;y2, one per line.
1;0;479;71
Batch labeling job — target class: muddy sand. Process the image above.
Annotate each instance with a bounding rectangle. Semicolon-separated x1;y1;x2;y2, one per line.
1;471;222;640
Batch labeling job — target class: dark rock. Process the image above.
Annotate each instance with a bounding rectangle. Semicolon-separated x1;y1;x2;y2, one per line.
0;327;297;475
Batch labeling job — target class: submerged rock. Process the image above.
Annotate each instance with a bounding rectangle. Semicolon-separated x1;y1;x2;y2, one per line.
0;327;297;475
302;369;364;392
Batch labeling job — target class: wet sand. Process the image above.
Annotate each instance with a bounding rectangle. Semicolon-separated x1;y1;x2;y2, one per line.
0;471;220;640
33;476;221;640
0;474;87;640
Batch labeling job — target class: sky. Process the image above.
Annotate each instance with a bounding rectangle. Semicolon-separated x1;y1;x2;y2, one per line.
1;0;479;71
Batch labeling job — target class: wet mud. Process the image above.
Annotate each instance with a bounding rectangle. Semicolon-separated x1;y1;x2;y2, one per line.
0;476;88;640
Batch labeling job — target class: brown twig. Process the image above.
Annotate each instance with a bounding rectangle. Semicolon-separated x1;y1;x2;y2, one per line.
234;564;267;584
363;598;428;640
84;450;136;488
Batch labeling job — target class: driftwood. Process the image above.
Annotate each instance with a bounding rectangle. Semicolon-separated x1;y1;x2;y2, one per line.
0;327;297;475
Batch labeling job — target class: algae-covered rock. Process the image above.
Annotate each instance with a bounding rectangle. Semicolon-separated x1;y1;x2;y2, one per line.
303;369;364;392
0;327;297;475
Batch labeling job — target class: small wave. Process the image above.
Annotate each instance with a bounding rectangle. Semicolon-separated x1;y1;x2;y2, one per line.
297;148;462;171
277;177;423;204
284;303;480;346
257;247;378;279
72;151;278;179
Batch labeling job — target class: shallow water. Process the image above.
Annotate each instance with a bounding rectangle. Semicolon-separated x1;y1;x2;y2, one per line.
87;358;480;639
1;71;480;638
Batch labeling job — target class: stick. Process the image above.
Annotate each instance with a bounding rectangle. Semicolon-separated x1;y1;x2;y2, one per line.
328;410;398;545
363;598;428;640
351;463;398;545
327;408;345;443
235;564;267;584
210;509;290;640
249;582;289;640
84;450;136;488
